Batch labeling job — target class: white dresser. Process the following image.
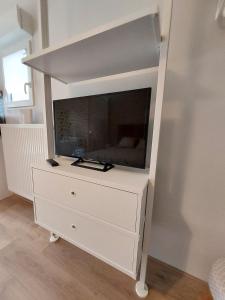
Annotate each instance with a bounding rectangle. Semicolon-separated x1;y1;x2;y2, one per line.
32;158;149;278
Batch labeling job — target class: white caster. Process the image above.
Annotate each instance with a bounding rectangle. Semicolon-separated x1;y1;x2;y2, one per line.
49;232;60;243
135;281;149;298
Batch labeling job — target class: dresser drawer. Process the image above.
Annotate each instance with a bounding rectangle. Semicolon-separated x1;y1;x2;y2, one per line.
35;197;135;273
33;168;138;232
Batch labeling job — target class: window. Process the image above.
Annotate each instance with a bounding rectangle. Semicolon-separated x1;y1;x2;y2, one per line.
2;49;33;108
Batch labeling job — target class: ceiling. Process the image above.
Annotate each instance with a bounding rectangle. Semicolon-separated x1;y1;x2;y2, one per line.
0;0;17;15
0;0;36;18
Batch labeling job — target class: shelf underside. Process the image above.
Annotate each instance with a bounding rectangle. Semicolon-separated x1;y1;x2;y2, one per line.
23;14;160;83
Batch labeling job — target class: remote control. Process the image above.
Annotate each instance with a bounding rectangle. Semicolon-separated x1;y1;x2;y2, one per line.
46;159;59;167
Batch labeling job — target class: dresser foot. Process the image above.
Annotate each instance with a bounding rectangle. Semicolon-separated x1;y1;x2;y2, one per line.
49;232;60;243
135;281;149;298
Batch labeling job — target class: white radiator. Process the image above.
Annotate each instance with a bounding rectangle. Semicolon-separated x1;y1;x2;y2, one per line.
1;124;47;201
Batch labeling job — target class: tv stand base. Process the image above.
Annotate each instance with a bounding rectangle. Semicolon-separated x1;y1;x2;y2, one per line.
71;158;114;172
49;232;60;243
135;281;149;298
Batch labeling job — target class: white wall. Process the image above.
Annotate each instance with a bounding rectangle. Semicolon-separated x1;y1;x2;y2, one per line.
150;0;225;281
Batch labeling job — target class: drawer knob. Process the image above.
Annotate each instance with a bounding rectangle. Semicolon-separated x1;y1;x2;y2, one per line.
71;224;76;229
71;191;76;196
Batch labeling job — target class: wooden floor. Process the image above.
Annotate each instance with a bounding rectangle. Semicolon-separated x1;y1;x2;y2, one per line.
0;195;212;300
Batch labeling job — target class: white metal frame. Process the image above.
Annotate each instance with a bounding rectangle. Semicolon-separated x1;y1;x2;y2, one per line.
38;0;54;159
136;1;173;296
215;0;225;20
32;0;173;297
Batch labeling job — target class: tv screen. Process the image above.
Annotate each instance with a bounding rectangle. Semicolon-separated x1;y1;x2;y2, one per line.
53;88;151;169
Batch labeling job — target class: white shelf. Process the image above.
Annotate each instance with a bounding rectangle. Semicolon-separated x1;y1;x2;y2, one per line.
23;9;160;84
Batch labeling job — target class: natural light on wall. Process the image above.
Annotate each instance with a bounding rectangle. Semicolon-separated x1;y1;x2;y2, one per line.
2;49;33;108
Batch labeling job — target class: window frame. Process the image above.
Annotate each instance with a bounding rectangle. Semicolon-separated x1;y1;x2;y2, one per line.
0;40;34;109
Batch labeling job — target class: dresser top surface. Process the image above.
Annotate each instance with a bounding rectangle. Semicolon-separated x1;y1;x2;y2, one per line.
32;158;149;194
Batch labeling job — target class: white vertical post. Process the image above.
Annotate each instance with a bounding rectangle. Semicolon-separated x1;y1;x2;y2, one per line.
39;0;54;158
135;0;173;297
215;0;225;20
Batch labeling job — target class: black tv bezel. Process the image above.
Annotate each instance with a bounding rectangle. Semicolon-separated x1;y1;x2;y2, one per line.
53;87;151;169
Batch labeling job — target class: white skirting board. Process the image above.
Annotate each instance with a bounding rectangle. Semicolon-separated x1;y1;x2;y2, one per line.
1;124;47;200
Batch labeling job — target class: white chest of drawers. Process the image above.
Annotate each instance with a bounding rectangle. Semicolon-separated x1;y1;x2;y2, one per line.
32;159;149;279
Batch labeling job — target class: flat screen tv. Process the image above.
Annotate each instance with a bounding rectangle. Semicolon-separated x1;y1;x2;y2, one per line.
53;88;151;169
